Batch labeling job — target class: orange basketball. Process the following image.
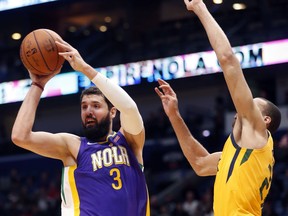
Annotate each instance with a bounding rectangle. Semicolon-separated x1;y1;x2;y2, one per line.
20;29;65;75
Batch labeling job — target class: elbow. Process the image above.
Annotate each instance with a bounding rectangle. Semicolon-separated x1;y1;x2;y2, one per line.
192;164;207;177
11;133;23;147
11;129;29;147
189;158;211;177
195;169;209;177
218;50;236;66
188;161;204;176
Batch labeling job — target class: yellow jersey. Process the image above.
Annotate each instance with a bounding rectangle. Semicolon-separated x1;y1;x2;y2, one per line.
213;132;274;216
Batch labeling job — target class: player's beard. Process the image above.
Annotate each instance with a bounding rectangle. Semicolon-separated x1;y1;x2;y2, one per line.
82;113;111;142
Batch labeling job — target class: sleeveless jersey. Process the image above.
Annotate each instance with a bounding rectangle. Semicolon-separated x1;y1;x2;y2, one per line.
61;131;150;216
213;132;274;216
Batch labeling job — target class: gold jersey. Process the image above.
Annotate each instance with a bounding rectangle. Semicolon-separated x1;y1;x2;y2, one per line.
213;132;274;216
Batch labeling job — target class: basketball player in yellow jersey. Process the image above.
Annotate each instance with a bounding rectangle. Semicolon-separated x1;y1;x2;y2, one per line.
155;0;281;215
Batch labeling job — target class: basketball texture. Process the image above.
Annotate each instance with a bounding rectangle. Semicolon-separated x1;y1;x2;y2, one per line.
20;29;65;75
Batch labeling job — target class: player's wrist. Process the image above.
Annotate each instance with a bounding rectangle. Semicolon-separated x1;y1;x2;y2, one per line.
168;111;182;122
191;1;206;15
31;82;44;91
81;64;96;80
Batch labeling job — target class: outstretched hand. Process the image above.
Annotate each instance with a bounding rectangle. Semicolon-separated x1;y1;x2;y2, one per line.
155;78;179;117
184;0;203;11
56;40;88;72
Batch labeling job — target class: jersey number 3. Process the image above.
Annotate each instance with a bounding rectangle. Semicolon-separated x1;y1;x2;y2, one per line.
110;168;123;190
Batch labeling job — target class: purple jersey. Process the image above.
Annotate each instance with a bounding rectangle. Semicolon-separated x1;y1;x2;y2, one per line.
61;131;150;216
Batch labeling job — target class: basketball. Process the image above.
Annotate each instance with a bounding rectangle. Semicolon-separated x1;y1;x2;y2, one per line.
20;29;65;75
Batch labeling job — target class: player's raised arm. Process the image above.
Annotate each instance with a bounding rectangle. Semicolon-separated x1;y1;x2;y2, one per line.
155;78;221;176
184;0;267;143
11;29;78;165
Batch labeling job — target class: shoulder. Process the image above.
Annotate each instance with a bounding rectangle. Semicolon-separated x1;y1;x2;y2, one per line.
58;132;81;143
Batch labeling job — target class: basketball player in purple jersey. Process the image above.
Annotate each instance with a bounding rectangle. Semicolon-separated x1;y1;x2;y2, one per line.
12;39;150;216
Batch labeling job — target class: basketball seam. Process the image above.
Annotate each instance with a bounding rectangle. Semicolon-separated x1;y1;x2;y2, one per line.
34;30;54;73
44;29;62;72
20;37;40;74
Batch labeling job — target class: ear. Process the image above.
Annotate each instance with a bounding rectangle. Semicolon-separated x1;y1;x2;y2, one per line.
110;107;117;119
264;116;271;126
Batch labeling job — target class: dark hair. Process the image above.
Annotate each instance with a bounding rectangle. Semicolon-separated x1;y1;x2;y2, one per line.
80;86;114;110
259;97;281;134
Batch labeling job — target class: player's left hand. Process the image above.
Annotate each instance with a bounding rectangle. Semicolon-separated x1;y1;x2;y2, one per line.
56;40;88;73
155;78;180;116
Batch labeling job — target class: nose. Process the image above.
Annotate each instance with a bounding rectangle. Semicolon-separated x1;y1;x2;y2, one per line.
85;106;93;116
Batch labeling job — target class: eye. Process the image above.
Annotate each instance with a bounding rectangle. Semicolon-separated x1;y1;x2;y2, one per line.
94;104;100;109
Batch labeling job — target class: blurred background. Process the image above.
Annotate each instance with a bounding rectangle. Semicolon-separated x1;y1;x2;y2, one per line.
0;0;288;215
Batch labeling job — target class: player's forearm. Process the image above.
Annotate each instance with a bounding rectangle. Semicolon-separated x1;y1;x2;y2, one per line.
168;112;210;169
11;86;41;144
92;72;143;135
91;72;137;113
79;63;98;80
193;2;253;113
